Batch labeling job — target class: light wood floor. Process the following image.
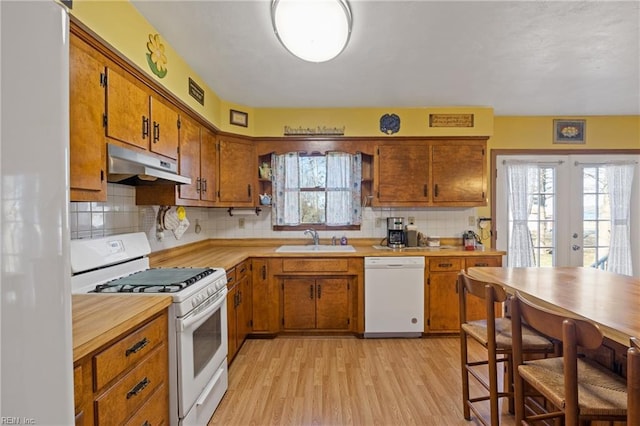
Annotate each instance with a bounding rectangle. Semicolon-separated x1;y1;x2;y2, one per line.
209;336;515;426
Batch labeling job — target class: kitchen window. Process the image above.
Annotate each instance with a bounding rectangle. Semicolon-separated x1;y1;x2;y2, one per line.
271;152;362;230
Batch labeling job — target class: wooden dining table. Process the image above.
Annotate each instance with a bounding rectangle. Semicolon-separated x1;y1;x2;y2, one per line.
466;266;640;347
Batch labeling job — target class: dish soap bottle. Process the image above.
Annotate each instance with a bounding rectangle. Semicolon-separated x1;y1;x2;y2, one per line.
340;235;348;245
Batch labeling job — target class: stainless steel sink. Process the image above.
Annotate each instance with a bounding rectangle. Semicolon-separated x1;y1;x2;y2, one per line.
275;244;356;253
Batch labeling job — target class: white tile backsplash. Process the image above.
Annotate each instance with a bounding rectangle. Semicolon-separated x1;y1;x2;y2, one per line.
70;183;476;249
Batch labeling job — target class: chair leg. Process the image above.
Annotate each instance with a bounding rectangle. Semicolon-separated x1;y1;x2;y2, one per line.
488;342;499;425
506;354;514;414
460;331;471;420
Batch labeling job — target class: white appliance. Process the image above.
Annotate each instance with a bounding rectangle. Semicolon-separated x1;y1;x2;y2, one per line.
364;256;425;338
70;233;229;426
1;1;74;423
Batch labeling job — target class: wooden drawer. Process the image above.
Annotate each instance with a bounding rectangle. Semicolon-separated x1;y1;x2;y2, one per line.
236;260;250;280
124;382;168;426
93;313;167;390
226;267;237;289
95;343;167;425
429;258;463;272
282;258;349;273
465;256;501;269
73;364;83;409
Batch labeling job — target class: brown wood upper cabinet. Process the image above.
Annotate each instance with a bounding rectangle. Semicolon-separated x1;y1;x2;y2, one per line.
373;138;487;207
218;136;256;206
178;116;217;203
105;67;179;160
69;33;107;202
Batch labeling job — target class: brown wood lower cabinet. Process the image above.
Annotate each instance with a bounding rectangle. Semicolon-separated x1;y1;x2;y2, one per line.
282;277;351;331
227;260;252;362
426;255;502;333
73;310;169;425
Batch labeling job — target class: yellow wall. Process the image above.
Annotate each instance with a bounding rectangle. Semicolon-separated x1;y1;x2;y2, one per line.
491;116;640;149
71;1;639;144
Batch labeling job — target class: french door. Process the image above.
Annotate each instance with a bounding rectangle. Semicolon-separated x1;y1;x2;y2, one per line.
495;154;639;277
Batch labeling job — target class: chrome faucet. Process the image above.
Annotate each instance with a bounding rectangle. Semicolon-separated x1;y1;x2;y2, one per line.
304;228;320;246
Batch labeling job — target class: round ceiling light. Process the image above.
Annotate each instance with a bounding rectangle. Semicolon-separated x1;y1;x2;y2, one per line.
271;0;352;63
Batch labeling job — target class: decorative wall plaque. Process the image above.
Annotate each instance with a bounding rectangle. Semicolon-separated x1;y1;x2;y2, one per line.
429;114;474;128
188;78;204;105
283;126;345;136
379;113;401;135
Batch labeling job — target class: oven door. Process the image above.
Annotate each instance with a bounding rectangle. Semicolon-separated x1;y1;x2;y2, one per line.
176;288;228;418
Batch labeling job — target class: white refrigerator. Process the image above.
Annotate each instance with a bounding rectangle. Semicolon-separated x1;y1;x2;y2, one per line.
1;1;74;423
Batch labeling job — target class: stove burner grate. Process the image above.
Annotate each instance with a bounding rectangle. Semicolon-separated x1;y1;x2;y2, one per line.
93;267;216;294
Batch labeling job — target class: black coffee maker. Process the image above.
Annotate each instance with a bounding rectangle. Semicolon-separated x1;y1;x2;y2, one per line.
387;217;405;248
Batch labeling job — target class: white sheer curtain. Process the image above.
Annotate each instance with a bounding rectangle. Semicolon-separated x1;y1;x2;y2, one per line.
507;164;536;267
326;152;362;225
272;152;300;226
271;152;362;226
606;164;634;276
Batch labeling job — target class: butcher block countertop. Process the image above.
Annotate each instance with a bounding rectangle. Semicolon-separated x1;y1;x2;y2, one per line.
72;294;172;362
149;238;505;269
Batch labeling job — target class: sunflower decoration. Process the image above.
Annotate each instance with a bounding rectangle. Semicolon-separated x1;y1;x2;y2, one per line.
146;34;167;78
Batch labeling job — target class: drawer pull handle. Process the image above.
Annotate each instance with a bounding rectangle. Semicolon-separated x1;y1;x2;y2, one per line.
125;337;149;357
143;422;151;426
126;377;150;399
474;262;489;267
438;263;453;268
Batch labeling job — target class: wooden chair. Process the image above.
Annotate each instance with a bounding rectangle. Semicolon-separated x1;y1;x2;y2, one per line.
629;337;640;424
458;271;555;425
511;291;628;425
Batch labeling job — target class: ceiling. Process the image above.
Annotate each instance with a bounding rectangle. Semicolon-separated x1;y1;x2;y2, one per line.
131;0;640;116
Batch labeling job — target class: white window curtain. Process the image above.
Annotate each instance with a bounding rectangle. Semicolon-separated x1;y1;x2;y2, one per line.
606;164;634;276
271;152;362;226
326;152;362;226
507;164;536;267
272;152;301;226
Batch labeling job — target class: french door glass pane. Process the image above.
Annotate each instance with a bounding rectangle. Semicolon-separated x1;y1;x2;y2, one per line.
582;166;610;268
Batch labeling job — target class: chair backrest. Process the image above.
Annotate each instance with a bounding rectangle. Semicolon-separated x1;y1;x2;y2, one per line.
458;270;508;303
629;337;640;424
512;291;603;350
457;270;507;328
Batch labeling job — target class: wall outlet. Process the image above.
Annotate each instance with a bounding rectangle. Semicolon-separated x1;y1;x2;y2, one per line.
468;216;476;226
408;216;415;225
375;218;384;228
238;218;245;229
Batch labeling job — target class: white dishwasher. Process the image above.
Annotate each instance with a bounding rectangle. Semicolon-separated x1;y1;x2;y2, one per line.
364;256;425;338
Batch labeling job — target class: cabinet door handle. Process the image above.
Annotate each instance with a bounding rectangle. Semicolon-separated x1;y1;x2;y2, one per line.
434;184;439;198
125;337;149;357
261;265;266;280
196;177;201;193
309;284;314;299
202;179;207;193
153;122;160;143
238;290;242;305
126;377;150;399
423;184;428;197
142;116;149;139
247;184;252;198
317;284;322;299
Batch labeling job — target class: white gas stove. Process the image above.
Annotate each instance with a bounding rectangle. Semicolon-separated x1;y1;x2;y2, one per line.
71;232;228;426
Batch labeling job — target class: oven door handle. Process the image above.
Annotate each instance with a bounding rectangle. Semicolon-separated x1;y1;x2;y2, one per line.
178;289;227;332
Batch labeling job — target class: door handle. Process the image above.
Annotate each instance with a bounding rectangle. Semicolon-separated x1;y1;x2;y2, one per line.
572;244;581;251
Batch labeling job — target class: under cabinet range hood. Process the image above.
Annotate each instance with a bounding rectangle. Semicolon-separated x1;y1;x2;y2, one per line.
107;144;191;186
